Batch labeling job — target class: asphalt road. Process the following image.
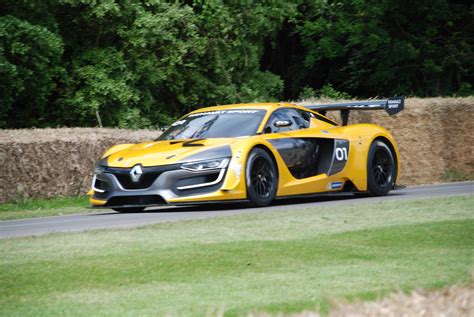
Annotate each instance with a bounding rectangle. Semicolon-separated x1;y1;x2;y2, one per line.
1;182;472;239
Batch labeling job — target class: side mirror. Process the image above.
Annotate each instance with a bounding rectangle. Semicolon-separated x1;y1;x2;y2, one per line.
273;120;292;128
160;126;169;132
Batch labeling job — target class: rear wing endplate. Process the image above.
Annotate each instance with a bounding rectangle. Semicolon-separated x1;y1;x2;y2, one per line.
305;96;404;125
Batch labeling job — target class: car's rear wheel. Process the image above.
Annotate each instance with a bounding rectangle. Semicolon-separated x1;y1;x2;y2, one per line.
367;140;396;196
245;148;278;207
112;207;145;213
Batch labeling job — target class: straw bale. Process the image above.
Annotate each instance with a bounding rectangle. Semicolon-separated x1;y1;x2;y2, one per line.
249;283;473;317
0;128;158;202
326;283;474;317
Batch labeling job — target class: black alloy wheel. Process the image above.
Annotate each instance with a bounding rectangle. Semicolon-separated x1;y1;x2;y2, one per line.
367;140;396;196
112;207;145;213
245;148;278;206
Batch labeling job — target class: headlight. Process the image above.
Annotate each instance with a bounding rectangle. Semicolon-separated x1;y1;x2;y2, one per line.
181;158;230;171
94;165;106;174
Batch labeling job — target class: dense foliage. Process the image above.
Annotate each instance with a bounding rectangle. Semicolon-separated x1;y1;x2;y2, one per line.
1;0;473;128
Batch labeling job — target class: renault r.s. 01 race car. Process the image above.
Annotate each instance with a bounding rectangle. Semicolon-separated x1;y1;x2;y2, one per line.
89;97;404;212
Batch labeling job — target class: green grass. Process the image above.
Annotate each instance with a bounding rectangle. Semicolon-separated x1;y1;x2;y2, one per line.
442;169;474;182
1;195;473;316
0;196;90;220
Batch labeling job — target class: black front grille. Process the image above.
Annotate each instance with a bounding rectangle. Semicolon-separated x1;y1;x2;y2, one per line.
114;173;161;189
102;164;180;190
105;195;166;207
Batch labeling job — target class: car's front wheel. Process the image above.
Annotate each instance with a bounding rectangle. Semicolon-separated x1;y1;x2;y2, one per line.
367;140;396;196
245;148;278;207
112;207;145;213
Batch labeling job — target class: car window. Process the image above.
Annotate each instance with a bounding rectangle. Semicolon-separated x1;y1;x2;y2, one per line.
292;109;311;129
158;109;266;140
264;108;310;134
299;110;313;124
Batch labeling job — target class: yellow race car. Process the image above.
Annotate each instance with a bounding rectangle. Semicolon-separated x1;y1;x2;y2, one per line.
89;97;404;212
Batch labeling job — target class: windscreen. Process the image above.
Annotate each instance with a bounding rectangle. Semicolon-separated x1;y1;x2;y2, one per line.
157;109;266;140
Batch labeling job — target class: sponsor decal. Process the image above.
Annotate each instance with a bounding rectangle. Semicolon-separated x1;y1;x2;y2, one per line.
387;100;401;109
352;104;379;108
386;97;404;115
232;161;242;179
328;181;343;190
188;110;261;117
171;119;187;126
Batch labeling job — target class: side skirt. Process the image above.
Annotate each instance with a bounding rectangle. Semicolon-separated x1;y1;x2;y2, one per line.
88;199;249;209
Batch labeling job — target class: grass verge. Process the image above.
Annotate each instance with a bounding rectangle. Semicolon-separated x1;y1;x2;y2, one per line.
0;195;473;316
442;169;474;182
0;196;90;220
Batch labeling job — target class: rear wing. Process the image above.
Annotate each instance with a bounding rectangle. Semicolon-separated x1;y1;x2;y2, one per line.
305;96;404;126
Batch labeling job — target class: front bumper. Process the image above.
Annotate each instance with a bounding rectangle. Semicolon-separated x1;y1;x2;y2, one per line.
90;164;237;208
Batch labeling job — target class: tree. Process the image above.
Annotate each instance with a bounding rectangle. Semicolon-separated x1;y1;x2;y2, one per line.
0;15;63;127
291;0;474;97
0;0;472;129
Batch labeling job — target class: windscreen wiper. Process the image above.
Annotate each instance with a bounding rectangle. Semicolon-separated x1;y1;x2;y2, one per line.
169;140;185;145
182;139;206;147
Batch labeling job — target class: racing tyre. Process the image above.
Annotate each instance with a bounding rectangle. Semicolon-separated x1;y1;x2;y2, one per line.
367;140;396;196
245;148;278;207
112;207;145;213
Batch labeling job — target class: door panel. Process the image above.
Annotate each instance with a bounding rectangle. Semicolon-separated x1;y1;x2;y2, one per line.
267;137;349;179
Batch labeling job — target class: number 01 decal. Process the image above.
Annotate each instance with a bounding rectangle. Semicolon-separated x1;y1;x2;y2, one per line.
335;147;348;161
329;139;350;175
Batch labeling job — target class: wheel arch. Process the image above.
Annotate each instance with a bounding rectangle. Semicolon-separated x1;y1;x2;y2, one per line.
251;144;280;180
244;144;280;206
221;140;281;194
341;124;400;192
372;135;399;184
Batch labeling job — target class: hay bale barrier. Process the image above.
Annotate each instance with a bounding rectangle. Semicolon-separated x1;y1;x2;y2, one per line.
0;128;159;202
252;283;474;317
0;98;473;202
